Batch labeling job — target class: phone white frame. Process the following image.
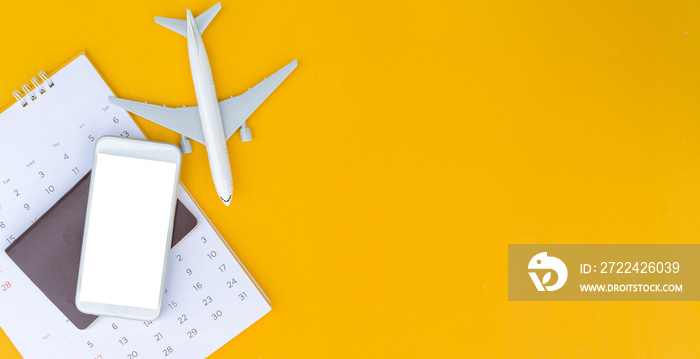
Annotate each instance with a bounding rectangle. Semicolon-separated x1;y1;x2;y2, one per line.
75;136;182;321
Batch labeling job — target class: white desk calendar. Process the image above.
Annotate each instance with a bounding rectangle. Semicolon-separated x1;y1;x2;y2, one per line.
0;53;271;359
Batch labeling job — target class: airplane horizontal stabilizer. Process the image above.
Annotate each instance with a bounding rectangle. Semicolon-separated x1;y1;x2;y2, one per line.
154;17;187;37
155;3;221;38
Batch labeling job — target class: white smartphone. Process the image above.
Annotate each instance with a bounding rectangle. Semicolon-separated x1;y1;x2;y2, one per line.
76;136;182;321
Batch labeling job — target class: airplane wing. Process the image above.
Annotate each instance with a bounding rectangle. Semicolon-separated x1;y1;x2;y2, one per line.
109;59;297;145
194;2;221;32
108;97;206;144
219;60;298;140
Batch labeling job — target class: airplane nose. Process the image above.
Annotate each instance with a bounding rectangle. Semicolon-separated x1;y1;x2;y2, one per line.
220;195;232;206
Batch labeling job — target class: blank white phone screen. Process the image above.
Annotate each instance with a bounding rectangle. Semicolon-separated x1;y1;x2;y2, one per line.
79;153;177;309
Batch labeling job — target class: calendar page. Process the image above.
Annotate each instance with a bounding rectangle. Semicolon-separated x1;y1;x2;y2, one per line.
0;54;271;359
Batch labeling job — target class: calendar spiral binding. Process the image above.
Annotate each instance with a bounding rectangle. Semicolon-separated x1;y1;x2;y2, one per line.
11;71;54;108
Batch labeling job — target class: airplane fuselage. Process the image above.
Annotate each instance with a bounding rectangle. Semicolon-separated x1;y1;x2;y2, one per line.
185;9;233;205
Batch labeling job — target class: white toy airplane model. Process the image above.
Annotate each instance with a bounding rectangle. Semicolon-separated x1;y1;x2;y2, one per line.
109;2;297;206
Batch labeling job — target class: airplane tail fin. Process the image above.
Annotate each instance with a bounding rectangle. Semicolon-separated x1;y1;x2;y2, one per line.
154;2;222;38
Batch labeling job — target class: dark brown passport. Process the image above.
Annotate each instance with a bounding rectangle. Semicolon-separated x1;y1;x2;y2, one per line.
5;173;197;330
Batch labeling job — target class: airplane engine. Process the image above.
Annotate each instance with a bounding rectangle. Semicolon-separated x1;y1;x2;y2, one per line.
240;121;253;142
180;135;193;154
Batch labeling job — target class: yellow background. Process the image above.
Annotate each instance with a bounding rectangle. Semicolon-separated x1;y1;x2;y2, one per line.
1;0;700;357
